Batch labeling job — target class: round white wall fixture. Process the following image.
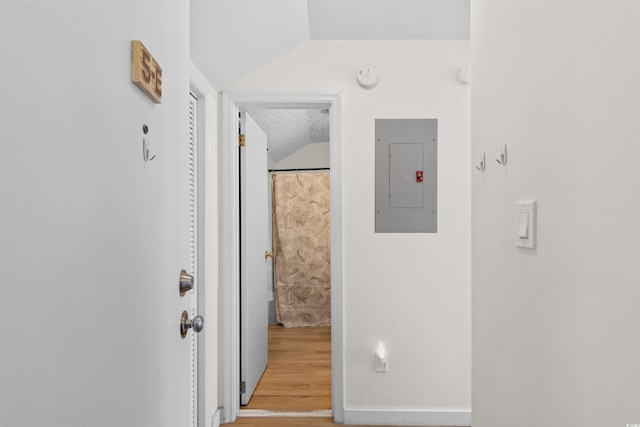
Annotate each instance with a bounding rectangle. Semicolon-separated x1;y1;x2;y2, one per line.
357;65;379;89
458;66;471;85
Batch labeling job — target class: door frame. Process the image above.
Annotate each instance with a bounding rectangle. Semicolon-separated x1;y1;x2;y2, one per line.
220;92;344;424
189;63;217;427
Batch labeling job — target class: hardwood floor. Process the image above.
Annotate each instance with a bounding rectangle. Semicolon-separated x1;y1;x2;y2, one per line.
229;416;373;427
229;326;431;426
242;325;332;412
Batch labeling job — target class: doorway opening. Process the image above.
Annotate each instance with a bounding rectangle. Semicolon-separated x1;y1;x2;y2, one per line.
241;108;332;413
220;93;344;424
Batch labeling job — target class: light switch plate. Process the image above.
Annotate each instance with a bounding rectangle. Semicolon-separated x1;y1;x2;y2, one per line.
516;200;536;249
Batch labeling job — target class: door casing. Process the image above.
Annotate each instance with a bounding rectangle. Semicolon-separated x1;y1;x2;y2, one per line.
220;92;344;423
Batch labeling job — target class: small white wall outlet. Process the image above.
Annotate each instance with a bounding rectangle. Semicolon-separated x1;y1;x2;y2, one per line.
375;342;388;372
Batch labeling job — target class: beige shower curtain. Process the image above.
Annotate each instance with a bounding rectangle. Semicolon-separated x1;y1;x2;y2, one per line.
272;172;331;327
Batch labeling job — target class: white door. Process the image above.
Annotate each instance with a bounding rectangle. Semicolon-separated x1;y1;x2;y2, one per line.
239;111;270;405
1;71;196;427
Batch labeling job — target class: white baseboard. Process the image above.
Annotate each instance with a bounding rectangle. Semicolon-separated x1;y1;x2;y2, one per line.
343;409;471;426
211;408;221;427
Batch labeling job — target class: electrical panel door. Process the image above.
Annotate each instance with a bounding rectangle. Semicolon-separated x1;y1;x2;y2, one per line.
375;119;437;233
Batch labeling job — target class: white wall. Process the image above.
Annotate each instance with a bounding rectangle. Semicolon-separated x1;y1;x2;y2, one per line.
0;1;193;426
228;41;471;414
471;1;640;427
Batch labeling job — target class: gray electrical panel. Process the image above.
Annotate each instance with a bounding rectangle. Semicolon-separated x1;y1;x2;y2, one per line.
375;119;437;233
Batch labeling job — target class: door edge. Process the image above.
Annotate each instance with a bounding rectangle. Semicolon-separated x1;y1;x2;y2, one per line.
190;63;218;427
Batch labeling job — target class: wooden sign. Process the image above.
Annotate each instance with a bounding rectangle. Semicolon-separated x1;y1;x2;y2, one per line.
131;40;162;104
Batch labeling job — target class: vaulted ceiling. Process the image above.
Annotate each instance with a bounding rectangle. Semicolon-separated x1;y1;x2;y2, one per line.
190;0;469;165
190;0;470;90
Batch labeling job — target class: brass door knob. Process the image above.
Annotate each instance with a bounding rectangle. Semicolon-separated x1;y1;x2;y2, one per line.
265;251;273;259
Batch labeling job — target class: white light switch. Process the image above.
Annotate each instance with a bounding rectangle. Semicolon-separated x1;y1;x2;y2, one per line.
518;212;529;238
516;200;536;249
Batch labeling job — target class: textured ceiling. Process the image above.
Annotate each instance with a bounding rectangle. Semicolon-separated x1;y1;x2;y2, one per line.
246;109;330;163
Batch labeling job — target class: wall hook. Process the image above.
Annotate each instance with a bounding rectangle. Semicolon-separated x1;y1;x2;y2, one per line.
143;137;156;162
476;152;486;172
142;124;156;162
496;144;507;165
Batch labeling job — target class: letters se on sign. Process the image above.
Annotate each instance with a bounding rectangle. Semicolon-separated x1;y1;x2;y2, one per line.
131;40;162;104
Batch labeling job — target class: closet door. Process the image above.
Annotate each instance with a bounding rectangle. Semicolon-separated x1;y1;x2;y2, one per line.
239;111;270;405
